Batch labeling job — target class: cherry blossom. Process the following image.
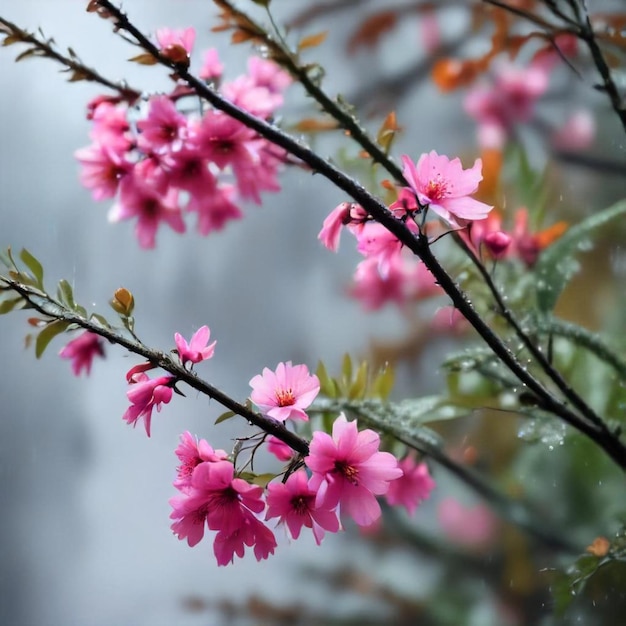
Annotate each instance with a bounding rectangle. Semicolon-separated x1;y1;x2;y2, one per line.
266;470;340;545
108;174;185;249
170;460;276;564
306;414;402;527
122;372;174;436
58;331;105;376
249;361;320;422
173;431;228;491
136;96;188;153
385;456;435;515
266;436;295;462
174;325;216;366
401;151;492;226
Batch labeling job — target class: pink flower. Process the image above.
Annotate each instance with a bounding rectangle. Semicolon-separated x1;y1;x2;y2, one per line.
437;498;498;548
170;460;276;564
189;184;243;236
318;202;352;252
89;102;132;152
199;48;224;81
551;110;595;151
155;27;195;56
75;143;132;201
350;254;441;311
213;515;277;566
463;62;549;147
266;470;340;545
174;325;216;366
59;331;105;376
137;96;187;153
267;436;294;462
122;372;174;436
249;361;320;422
430;306;470;335
385;456;435;515
483;230;512;259
173;431;228;490
108;173;185;248
401;151;492;226
306;414;402;527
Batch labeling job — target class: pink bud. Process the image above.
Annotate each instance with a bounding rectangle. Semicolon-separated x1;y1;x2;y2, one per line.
483;231;512;259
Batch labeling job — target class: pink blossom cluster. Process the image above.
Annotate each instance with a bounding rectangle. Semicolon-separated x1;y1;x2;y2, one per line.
59;330;105;376
466;207;567;268
120;325;216;436
319;151;493;310
170;412;435;566
463;37;594;150
75;29;292;248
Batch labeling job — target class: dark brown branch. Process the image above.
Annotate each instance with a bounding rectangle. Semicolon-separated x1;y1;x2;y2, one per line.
0;16;140;102
2;277;310;456
88;0;626;471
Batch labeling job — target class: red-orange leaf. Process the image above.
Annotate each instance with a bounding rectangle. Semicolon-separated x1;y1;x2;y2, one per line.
347;11;397;54
292;117;338;132
128;52;157;65
298;31;328;52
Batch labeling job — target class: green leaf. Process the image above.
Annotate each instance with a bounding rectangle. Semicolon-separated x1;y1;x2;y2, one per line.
0;248;17;270
214;410;236;425
0;297;24;314
393;396;470;425
372;363;395;400
35;319;71;358
348;361;368;400
535;199;626;314
316;360;338;398
247;473;276;488
89;313;111;329
19;248;44;289
341;353;353;384
56;279;76;309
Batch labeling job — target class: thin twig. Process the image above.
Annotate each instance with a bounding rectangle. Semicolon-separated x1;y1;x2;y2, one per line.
2;276;310;456
0;16;140;102
88;0;626;471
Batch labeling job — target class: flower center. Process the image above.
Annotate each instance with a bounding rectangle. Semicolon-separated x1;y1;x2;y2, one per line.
334;460;359;485
426;177;449;201
275;387;296;407
291;495;310;515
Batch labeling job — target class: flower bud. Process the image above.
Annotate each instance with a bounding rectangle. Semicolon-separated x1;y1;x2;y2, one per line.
110;287;134;316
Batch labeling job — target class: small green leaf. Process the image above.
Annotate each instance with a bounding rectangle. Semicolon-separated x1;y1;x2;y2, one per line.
316;360;338;398
0;248;17;270
248;473;277;488
340;353;353;392
0;296;24;314
89;313;111;329
348;361;368;400
215;410;236;425
535;199;626;314
57;279;76;309
35;319;71;358
372;363;395;400
19;248;44;288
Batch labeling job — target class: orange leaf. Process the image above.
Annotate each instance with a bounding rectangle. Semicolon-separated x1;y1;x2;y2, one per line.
347;11;397;54
535;221;568;249
128;52;157;65
376;111;401;152
292;117;338;132
586;536;610;557
432;58;479;92
298;31;328;52
477;148;502;201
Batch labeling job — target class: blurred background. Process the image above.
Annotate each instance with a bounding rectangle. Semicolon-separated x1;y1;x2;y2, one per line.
1;1;625;624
